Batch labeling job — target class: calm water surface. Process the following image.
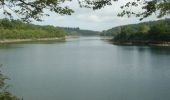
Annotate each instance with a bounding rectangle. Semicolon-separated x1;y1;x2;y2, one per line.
0;37;170;100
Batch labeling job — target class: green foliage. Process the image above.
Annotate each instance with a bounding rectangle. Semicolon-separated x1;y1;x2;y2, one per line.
101;27;121;36
81;0;170;20
0;65;19;100
103;19;170;43
0;0;74;22
0;19;67;39
1;0;169;21
138;25;150;34
63;27;100;36
148;20;170;41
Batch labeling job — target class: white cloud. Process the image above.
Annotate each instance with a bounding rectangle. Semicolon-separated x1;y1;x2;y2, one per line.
76;14;115;22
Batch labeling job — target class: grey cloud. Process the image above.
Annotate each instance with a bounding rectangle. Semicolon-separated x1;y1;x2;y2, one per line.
33;0;169;31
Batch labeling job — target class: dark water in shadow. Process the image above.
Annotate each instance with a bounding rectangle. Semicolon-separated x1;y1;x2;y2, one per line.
0;37;170;100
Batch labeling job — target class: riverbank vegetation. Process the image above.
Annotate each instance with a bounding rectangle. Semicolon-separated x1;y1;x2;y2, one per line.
63;27;100;36
101;19;170;45
0;19;100;42
0;19;68;40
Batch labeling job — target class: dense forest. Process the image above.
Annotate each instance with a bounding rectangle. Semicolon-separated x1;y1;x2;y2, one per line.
101;19;170;44
0;18;69;39
63;27;100;36
0;19;100;41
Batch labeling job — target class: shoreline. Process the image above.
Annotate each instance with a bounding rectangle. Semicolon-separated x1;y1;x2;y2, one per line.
65;35;80;39
111;40;170;47
0;35;80;44
0;37;65;44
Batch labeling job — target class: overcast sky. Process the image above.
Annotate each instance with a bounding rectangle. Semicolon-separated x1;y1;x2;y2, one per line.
1;0;170;31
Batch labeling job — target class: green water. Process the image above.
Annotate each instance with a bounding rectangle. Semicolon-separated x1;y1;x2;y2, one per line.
0;37;170;100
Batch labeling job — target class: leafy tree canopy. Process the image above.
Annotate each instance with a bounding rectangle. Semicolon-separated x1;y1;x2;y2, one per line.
0;0;74;22
81;0;170;20
102;19;170;42
0;0;170;22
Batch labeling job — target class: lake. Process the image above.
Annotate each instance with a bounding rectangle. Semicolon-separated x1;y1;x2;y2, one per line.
0;36;170;100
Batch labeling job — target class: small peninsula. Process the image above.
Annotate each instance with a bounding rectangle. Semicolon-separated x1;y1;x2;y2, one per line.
101;19;170;46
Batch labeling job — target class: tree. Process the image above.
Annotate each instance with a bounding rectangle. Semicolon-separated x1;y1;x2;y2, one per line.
81;0;170;20
0;0;74;22
0;0;170;22
138;25;150;34
149;21;168;34
0;18;14;29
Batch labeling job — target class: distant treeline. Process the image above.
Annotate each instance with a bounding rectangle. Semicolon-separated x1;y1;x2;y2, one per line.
101;19;170;43
0;19;100;40
0;18;69;39
63;27;100;36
